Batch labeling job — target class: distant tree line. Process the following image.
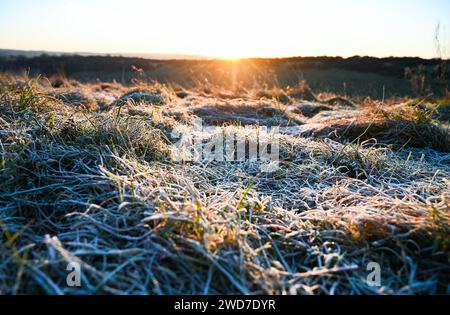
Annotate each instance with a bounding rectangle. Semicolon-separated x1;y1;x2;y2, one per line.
0;54;447;78
0;55;161;76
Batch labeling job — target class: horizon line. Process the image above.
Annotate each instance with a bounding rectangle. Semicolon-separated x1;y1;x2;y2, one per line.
0;47;447;61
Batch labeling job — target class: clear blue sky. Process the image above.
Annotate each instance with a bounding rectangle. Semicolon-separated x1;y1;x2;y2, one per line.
0;0;449;58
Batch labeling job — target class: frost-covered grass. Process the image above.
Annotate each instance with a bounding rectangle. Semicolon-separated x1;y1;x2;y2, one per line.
0;74;449;294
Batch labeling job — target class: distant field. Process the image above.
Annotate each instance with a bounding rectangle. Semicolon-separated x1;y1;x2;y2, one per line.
0;54;448;99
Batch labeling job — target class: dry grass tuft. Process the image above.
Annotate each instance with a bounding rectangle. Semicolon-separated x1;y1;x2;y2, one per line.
191;100;302;126
298;104;450;152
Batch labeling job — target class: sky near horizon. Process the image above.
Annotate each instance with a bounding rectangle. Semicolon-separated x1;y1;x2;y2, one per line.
0;0;449;59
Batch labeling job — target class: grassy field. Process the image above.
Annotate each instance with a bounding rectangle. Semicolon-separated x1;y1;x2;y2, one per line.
0;72;449;294
1;55;447;99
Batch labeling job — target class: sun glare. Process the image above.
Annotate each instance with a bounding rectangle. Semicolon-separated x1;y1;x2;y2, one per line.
0;0;446;59
133;0;319;59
